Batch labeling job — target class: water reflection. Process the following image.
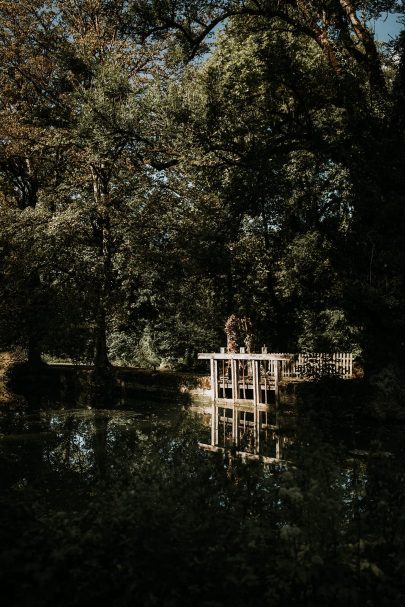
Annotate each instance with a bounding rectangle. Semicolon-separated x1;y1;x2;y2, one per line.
198;401;287;463
0;401;188;496
2;393;404;502
2;396;405;607
0;396;290;498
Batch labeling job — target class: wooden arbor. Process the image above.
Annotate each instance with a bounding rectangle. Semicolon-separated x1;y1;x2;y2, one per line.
197;352;289;460
198;352;291;406
197;350;353;461
198;350;354;406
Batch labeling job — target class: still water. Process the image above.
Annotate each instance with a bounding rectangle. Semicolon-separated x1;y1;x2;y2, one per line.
1;394;405;606
0;398;208;497
0;394;403;495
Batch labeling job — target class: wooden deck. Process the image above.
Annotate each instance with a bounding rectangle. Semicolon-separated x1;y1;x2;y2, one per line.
197;350;353;464
198;351;353;406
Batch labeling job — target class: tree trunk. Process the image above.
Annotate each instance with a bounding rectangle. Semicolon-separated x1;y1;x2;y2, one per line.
94;307;110;371
27;335;43;367
91;163;113;375
27;269;44;367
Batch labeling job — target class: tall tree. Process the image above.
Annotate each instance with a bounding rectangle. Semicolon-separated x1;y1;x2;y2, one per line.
145;1;405;378
0;0;182;372
0;0;72;363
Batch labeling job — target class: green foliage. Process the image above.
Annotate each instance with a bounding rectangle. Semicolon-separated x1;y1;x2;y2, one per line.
1;0;405;378
2;417;405;606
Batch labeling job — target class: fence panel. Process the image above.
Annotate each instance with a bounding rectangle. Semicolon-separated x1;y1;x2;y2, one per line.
265;352;353;379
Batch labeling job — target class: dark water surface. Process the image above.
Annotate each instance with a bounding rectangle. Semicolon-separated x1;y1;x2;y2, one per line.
0;397;208;499
1;394;405;606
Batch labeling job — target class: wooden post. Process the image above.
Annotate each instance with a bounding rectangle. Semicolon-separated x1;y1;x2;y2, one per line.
253;360;260;452
231;359;238;402
210;359;218;446
274;361;282;459
274;360;281;408
253;359;260;405
232;404;239;446
211;401;216;445
210;357;215;401
211;402;218;446
213;359;219;401
242;362;246;399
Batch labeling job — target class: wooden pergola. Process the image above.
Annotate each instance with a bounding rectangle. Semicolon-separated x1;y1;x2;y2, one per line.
198;352;291;406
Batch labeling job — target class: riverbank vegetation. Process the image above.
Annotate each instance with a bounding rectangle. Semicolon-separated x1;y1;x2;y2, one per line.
1;1;405;391
2;414;405;607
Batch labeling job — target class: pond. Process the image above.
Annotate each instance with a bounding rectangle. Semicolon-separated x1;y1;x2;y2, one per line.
1;392;405;607
0;398;200;499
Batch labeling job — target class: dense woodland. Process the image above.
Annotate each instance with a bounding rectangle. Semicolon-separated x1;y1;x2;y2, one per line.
3;4;405;605
1;0;405;385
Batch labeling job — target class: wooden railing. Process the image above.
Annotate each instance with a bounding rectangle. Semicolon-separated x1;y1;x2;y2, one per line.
198;351;353;405
261;352;353;379
198;352;353;380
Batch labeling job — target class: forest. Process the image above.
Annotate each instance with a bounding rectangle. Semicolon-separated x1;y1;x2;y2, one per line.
1;1;405;382
3;3;405;607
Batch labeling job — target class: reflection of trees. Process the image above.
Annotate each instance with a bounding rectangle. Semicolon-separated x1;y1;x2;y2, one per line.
0;407;186;498
4;409;405;606
93;415;109;479
0;410;48;490
61;415;75;468
41;410;165;482
46;413;93;478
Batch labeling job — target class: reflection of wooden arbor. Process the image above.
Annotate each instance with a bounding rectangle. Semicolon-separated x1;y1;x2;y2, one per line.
197;352;289;463
199;400;284;463
197;350;353;464
216;401;279;452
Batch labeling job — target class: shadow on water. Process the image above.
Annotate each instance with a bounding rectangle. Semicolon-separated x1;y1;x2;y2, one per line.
6;360;194;409
2;378;405;606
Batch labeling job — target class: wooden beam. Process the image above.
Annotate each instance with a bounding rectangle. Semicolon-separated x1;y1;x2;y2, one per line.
198;352;354;379
231;359;238;402
198;443;282;465
198;353;292;361
252;361;260;453
274;360;281;407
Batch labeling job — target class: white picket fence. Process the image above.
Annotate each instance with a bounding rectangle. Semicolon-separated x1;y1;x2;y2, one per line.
261;352;353;379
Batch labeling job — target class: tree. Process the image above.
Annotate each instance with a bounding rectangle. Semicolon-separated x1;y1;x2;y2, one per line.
0;0;73;363
145;1;405;378
1;0;405;380
0;0;183;372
